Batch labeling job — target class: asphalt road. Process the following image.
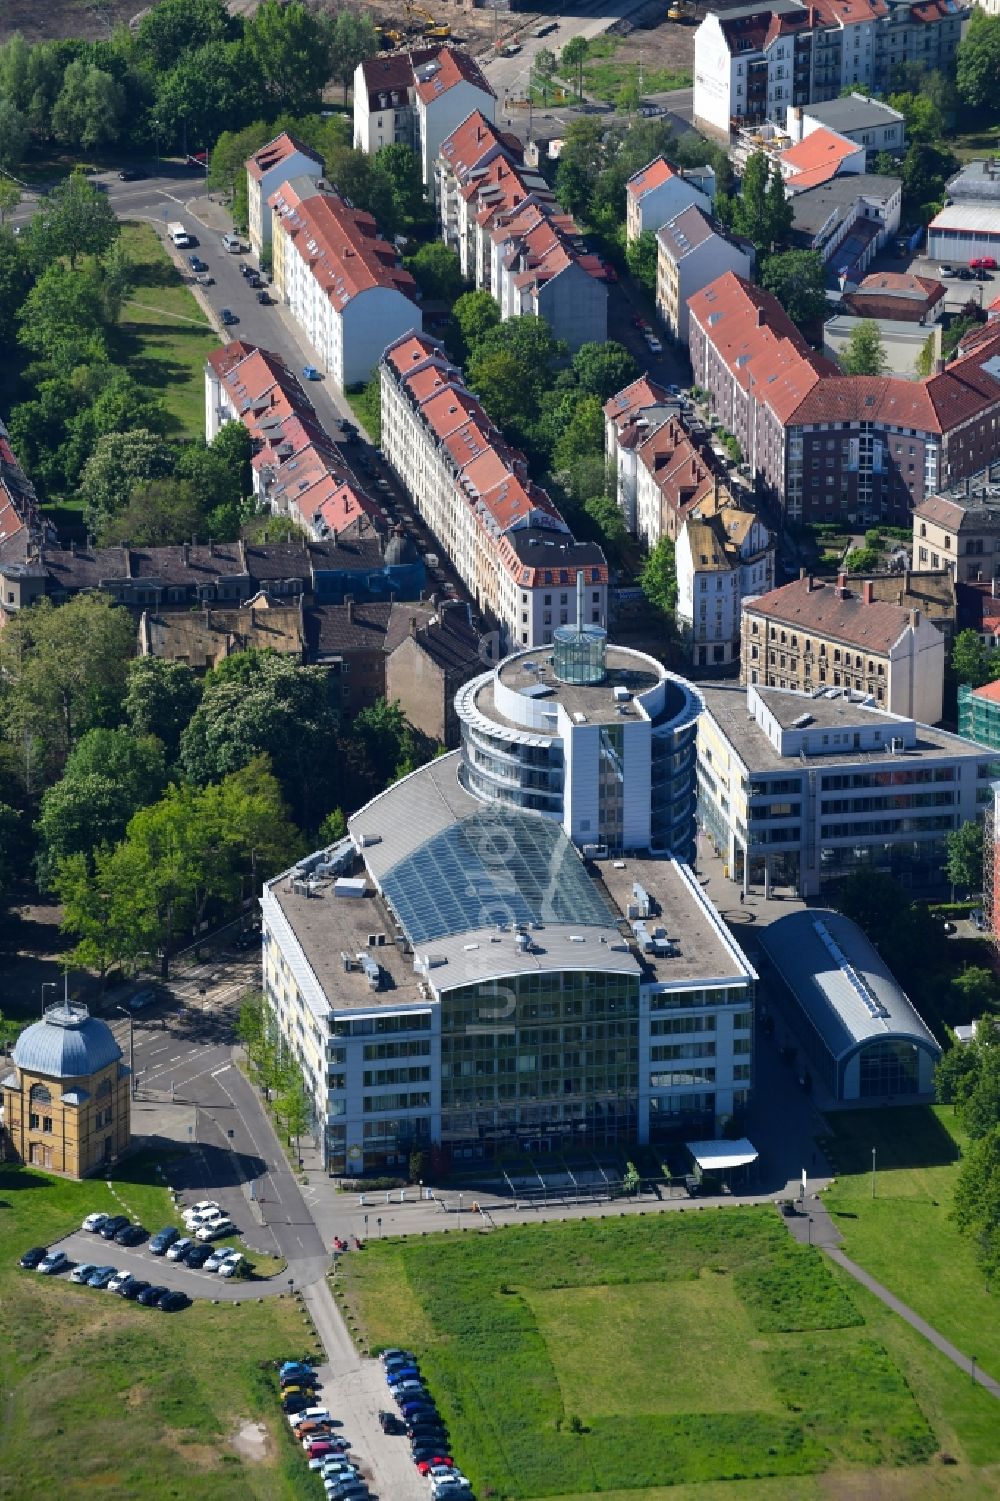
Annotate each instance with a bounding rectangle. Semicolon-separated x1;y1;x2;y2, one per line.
482;0;652;102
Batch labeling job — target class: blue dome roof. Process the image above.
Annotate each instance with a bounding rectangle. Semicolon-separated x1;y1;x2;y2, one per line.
13;1004;122;1080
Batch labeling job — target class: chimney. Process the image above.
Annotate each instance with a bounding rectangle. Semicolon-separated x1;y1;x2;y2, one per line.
933;357;945;375
409;615;418;637
345;595;355;623
799;565;808;581
181;542;190;566
904;569;911;594
862;579;874;604
757;306;765;326
910;607;921;628
837;571;847;591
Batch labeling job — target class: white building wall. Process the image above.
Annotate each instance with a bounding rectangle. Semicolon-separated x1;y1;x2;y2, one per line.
561;718;602;846
693;15;736;138
419;84;496;190
629;175;712;243
532;262;608;352
622;722;653;849
249;149;323;257
340;290;421;390
674;237;753;343
887;618;945;724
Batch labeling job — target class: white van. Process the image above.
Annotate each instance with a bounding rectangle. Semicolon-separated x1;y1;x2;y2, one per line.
222;233;243;253
167;221;192;248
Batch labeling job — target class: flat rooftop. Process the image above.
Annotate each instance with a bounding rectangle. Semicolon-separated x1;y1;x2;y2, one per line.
699;682;988;770
480;645;664;732
594;854;756;987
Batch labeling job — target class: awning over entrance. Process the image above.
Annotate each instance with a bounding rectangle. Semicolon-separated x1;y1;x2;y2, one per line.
685;1138;759;1172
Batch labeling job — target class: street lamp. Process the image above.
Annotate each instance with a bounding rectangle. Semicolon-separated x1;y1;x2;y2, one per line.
41;982;58;1017
115;1006;136;1100
871;1146;877;1199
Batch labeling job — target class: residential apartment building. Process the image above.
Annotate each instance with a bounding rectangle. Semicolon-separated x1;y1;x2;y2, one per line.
693;0;966;141
268;185;420;391
263;635;752;1173
245;132;323;260
788;172;901;278
778;125;865;191
689;271;1000;527
625;156;713;243
435;109;524;274
205;340;382;540
741;571;945;722
655;204;753;344
603;377;679;533
385;599;486;747
676;508;776;668
699;680;993;897
0;415;47;550
912;492;1000;581
380;331;608;650
785;94;906;154
353;47;495;188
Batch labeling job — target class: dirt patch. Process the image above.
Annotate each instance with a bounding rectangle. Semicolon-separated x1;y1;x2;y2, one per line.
230;1419;272;1463
0;0;137;45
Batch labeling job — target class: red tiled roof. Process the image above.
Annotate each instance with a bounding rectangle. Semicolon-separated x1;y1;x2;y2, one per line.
745;576;917;653
273;188;417;306
603;375;672;426
627;156;676;201
358;47;437;110
780;127;858;183
384;331;449;377
972;678;1000;705
439;110;518;178
413;47;495;105
247;132;322;184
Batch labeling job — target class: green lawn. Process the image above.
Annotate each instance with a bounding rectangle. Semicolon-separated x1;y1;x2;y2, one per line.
0;1158;319;1499
821;1106;1000;1384
114;221;219;440
341;1207;948;1498
556;37;691;100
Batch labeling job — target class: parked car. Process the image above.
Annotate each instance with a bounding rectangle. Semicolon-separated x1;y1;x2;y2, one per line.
284;1395;312;1415
970;256;997;270
183;1200;220;1222
116;1224;147;1247
957;266;974;280
120;1278;149;1300
257;290;271;304
378;1409;405;1434
70;1262;99;1284
281;1367;317;1387
302;365;321;380
195;272;215;286
415;1455;454;1472
645;334;663;354
246;272;261;287
218;1255;245;1278
82;1212;110;1233
971;908;989;931
196;1218;235;1241
188;255;207;273
289;1408;330;1428
149;1226;179;1256
204;1245;236;1272
429;1466;469;1486
158;1289;189;1312
87;1265;118;1287
118;168;147;181
939;264;956;277
235;924;262;950
220;308;238;326
137;1284;168;1307
100;1215;130;1240
37;1250;70;1275
305;1440;339;1459
107;1270;135;1294
166;1236;193;1262
184;1244;212;1268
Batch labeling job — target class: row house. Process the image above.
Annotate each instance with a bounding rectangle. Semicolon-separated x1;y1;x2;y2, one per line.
353;46;495;190
676;509;776;669
694;0;966;142
912;492;1000;582
655;203;753;344
625;155;714;244
380;331;608;649
267;184;420;391
603;376;679;532
204;340;381;540
0;415;49;551
435;114;608;350
689;271;1000;528
246;132;323;260
740;570;945;722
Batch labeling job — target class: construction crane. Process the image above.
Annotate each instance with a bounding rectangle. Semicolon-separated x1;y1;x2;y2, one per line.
403;1;451;40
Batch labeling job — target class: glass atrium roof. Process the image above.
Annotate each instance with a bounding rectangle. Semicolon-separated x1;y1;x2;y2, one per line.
381;808;617;945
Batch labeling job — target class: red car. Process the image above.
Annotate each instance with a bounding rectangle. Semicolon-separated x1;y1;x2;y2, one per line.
632;313;648;330
970;257;997;270
416;1457;454;1473
304;1439;345;1458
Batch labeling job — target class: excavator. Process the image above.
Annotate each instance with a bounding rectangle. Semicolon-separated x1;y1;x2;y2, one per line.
403;0;451;40
375;23;404;49
667;0;695;22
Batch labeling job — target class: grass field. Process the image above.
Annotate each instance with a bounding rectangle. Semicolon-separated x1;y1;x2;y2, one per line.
0;1157;316;1500
556;36;692;100
114;221;219;440
341;1207;957;1498
821;1106;1000;1384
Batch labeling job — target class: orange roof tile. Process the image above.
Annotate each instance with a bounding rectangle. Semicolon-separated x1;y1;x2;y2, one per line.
626;156;676;201
247;132;322;184
272;188;417;306
413;47;495;105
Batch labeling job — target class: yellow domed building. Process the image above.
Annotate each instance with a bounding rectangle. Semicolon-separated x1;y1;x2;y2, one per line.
2;1003;131;1177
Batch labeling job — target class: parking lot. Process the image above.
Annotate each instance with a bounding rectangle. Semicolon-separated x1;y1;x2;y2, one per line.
50;1226;280;1302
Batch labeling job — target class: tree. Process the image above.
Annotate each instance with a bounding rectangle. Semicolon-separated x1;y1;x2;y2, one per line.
845;546;879;573
137;0;233;71
761;250;826;331
78;429;175;536
0;96;29;173
327;9;379;104
553;394;604;471
952;1125;1000;1282
562;36;589;100
957;10;1000;110
26;171;120;269
318;807;346;845
277;1061;312;1160
617;77;640;117
404;241;463;302
0;225;31;333
946;820;984;895
0;594;136;786
887;91;942;145
901;140;957;220
554;116;604;219
180;652;339;827
17;260;106;368
467;315;565;441
450;288;501;360
375;142;426;228
99;477;204;547
125;657;202;763
51;60;126;150
154;40;256;153
534;46;557;104
56;846;147;989
840;320;887;377
0;177;21;228
731;150;793;256
951;627;1000;688
247;0;330;115
571;341;640;401
326;142;398;235
99;236;135;324
640;536;678;618
625;230;657;295
36;728;167;888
